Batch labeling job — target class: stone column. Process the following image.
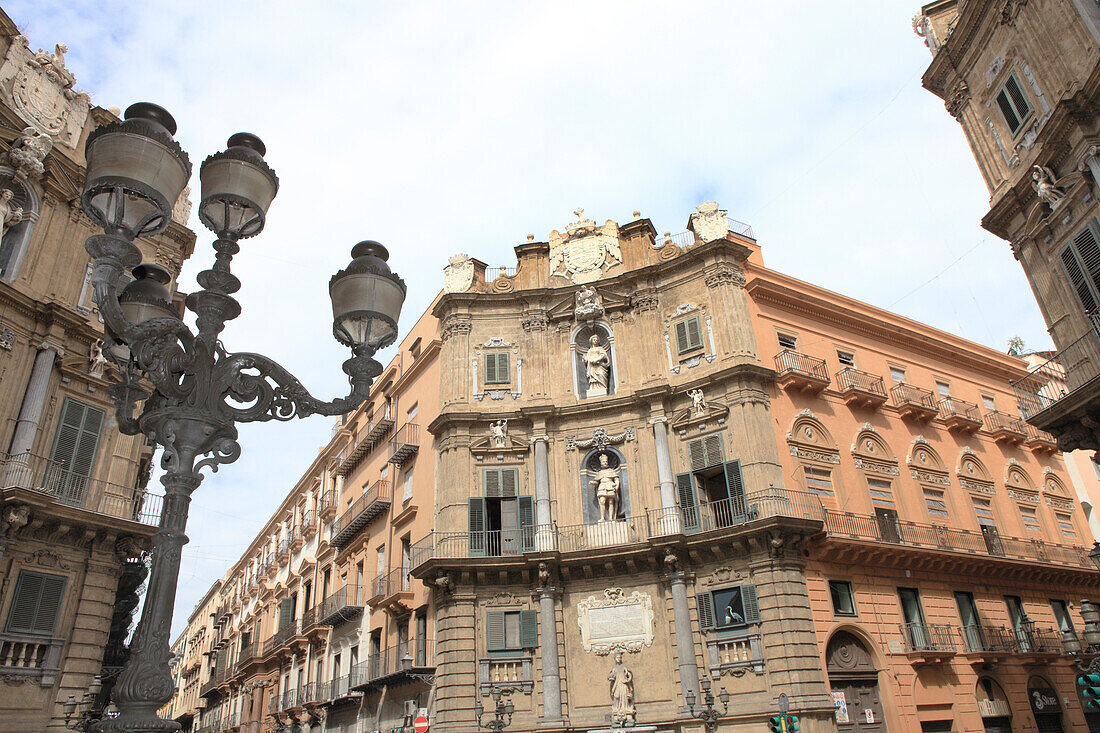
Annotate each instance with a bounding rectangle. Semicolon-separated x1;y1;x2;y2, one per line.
651;418;680;534
536;587;564;723
533;435;554;550
667;572;699;709
1082;145;1100;190
9;346;57;456
434;590;477;730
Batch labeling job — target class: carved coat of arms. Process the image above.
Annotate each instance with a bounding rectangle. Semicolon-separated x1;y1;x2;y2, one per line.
442;253;474;293
0;37;89;148
549;209;622;284
689;201;730;243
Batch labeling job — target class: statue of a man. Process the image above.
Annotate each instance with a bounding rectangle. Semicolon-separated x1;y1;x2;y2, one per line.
88;339;109;378
489;419;508;448
590;453;620;522
1032;165;1065;208
608;652;636;725
0;189;23;243
583;334;610;396
688;388;706;417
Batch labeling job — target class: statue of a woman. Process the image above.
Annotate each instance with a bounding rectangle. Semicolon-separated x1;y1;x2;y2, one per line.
608;652;636;725
1032;165;1065;208
583;334;610;396
0;189;23;243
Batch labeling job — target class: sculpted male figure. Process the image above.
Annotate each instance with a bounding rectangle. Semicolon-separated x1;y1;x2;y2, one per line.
590;452;620;522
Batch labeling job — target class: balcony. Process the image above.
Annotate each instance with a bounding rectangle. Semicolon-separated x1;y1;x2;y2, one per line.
411;487;825;571
836;368;887;409
774;350;829;392
891;384;938;421
0;451;163;526
234;643;256;673
374;568;414;613
330;477;392;549
822;510;1094;571
704;634;764;677
320;674;364;706
478;657;534;695
334;413;395;477
319;489;337;522
937;398;982;433
0;633;63;686
388;423;420;466
899;623;956;664
301;510;316;541
277;534;291;564
1024;424;1059;454
984;411;1027;445
351;640;435;692
261;621;301;658
1012;316;1100;451
290;525;304;552
316;585;364;626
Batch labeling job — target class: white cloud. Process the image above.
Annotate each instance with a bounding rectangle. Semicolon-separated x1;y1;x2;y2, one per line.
10;1;1049;637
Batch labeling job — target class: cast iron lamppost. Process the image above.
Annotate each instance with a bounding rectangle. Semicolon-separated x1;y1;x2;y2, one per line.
80;102;405;733
475;687;515;732
685;675;729;733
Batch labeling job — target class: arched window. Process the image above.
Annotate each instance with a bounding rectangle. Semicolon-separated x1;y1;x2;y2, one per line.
572;322;616;399
0;170;39;281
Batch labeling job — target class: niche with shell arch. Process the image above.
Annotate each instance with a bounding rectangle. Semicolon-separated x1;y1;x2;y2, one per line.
0;170;38;282
786;410;840;464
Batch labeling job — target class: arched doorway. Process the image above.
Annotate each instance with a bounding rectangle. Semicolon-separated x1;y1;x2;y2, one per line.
827;631;886;732
976;677;1012;733
1029;675;1065;733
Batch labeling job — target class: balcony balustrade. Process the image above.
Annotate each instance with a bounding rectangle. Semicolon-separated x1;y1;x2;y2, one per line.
316;585;364;626
1013;315;1100;425
262;621;301;657
0;633;63;686
289;525;304;551
351;640;434;692
937;397;982;433
836;367;887;408
984;410;1028;444
774;349;830;392
0;450;163;526
388;423;420;466
234;643;256;673
478;656;534;695
891;384;938;421
277;534;291;563
704;634;764;677
334;412;395;477
331;477;392;549
1023;424;1059;454
300;509;317;540
373;567;414;612
900;623;957;658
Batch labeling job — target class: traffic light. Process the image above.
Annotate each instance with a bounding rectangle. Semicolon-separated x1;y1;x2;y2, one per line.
1079;673;1100;710
786;715;800;732
768;715;785;733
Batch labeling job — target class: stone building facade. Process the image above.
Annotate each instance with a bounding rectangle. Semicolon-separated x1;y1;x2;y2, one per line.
916;0;1100;454
0;9;196;732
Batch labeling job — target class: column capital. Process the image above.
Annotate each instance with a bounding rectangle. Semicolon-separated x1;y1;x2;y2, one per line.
531;433;550;444
648;415;669;426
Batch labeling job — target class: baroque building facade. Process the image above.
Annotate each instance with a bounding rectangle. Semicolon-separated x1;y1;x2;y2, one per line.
915;0;1100;455
0;9;196;733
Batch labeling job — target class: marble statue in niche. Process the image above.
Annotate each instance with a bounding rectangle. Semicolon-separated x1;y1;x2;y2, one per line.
1031;165;1065;208
0;190;23;243
608;652;636;725
489;419;508;448
583;334;611;397
688;388;706;417
590;451;621;522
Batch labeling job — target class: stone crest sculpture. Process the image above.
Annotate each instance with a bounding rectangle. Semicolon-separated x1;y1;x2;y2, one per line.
689;201;729;243
583;334;611;397
590;452;621;522
1031;165;1065;208
489;419;508;448
1;36;90;147
574;284;604;320
0;190;23;243
608;652;636;725
688;388;707;417
442;252;474;293
8;126;52;181
549;209;622;284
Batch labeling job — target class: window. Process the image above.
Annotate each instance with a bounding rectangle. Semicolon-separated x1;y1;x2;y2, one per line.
483;468;518;497
484;352;511;385
406;402;418;421
899;587;929;649
836;350;855;368
934;380;950;398
803;466;835;497
674;316;704;354
486;609;537;651
981;394;996;411
49;398;106;505
686;435;724;472
995;73;1032;134
777;333;797;351
1019;505;1041;533
402;468;414;502
868;478;895;509
923;487;949;519
1061;220;1100;314
696;584;760;629
408;338;422;359
1051;599;1075;635
971;496;996;527
5;570;66;634
376;546;385;576
1055;511;1078;539
829;581;856;616
889;365;906;384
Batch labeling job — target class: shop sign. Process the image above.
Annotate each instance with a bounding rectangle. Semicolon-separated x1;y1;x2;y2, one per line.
1029;681;1060;713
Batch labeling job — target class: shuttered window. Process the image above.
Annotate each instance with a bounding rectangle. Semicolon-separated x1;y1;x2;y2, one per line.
804;466;835;497
995;73;1031;134
868;478;896;509
1055;511;1077;539
687;435;724;471
1061;220;1100;314
483;468;519;497
486;609;537;651
1019;505;1041;533
49;399;104;506
696;584;759;630
6;570;66;635
674;317;704;354
484;353;511;385
923;487;949;519
972;496;997;527
278;597;293;631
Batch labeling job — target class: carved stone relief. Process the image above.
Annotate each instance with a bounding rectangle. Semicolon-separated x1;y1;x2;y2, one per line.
577;588;654;656
443;253;474;293
0;37;90;147
549;209;622;284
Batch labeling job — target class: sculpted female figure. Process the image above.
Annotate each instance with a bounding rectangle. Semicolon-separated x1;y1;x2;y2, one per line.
608;652;636;724
584;334;610;395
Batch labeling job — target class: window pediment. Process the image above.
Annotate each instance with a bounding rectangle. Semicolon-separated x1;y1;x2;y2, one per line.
786;410;838;462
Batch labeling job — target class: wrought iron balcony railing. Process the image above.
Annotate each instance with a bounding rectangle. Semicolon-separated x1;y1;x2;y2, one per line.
774;349;829;390
1013;313;1100;420
890;383;938;419
331;477;392;549
836;367;887;406
388;423;420;465
900;623;956;653
316;585;364;626
937;397;982;431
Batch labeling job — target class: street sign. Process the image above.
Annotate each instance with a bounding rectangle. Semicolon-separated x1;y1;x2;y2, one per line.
778;693;789;714
413;715;429;733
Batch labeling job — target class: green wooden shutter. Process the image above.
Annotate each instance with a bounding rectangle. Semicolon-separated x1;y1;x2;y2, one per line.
742;584;760;623
688;436;724;471
468;497;486;557
1005;75;1030;120
50;399;104;477
501;468;517;497
686;317;702;350
484;469;501;497
1061;246;1098;313
6;570;66;635
519;609;538;648
676;472;699;533
278;598;293;630
996;89;1020;132
517;496;535;552
486;611;505;651
496;354;510;383
696;592;714;630
723;460;745;521
484;354;510;385
484;354;497;385
675;321;690;353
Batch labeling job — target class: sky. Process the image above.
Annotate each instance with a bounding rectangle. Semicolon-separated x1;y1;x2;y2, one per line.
10;1;1053;639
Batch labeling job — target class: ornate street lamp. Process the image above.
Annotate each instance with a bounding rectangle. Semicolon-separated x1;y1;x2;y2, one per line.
685;676;729;733
82;103;405;733
1089;542;1100;572
475;687;515;732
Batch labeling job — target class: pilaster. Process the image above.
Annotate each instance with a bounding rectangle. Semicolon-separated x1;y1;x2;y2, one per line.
434;589;478;730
